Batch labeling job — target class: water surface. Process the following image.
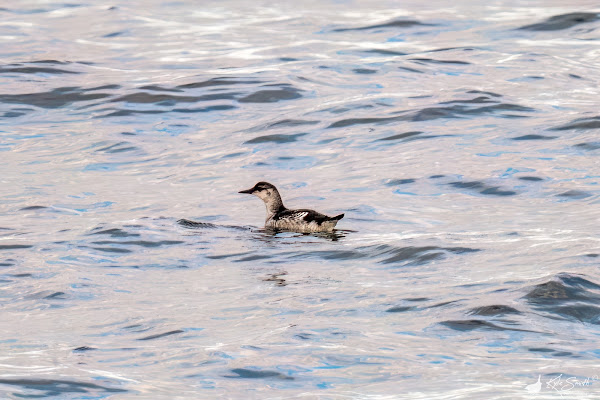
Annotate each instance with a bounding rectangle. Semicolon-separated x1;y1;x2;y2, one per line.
1;1;600;398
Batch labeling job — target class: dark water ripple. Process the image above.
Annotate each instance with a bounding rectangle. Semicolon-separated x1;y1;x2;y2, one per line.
177;219;219;229
410;58;471;65
251;119;320;131
0;244;32;250
361;49;407;56
0;86;112;109
550;115;600;131
0;65;80;75
73;346;96;352
333;19;436;32
245;133;308;144
90;240;184;248
376;131;454;142
0;378;127;397
468;305;521;316
327;94;535;128
176;77;264;89
226;368;294;380
386;178;416;185
20;205;49;210
512;134;556;141
285;244;479;266
429;274;600;339
0;74;305;119
138;329;184;341
556;190;592;200
518;12;600;31
238;86;302;103
439;319;535;332
525;273;600;324
110;92;237;104
387;298;463;313
574;142;600;150
448;180;517;197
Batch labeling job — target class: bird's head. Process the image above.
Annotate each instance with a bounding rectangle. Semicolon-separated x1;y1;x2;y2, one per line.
239;182;279;203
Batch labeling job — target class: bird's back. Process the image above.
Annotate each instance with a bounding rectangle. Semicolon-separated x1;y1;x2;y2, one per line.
267;208;344;233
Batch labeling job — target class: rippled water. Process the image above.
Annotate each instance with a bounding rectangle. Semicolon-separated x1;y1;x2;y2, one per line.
2;1;600;398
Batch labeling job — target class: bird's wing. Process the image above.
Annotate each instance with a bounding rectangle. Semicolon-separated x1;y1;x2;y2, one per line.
287;211;309;221
276;208;338;224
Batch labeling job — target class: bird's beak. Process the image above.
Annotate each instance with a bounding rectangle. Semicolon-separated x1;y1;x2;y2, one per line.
238;188;254;194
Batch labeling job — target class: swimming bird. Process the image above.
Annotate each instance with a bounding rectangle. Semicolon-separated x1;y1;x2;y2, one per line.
239;182;344;233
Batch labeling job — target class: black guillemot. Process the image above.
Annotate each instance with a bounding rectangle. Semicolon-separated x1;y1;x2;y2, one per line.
239;182;344;233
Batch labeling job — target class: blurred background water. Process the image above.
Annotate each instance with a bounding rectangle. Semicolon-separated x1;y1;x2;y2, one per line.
1;0;600;398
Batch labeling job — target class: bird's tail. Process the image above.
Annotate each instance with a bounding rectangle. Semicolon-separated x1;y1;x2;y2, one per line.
330;213;344;221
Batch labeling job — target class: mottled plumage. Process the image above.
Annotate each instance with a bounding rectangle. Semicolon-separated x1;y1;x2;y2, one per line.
239;182;344;233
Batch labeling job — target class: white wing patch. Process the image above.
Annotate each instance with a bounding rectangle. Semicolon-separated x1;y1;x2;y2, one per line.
290;211;309;221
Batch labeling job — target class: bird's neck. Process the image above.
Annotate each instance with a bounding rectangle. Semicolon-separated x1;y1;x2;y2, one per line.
264;192;285;219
